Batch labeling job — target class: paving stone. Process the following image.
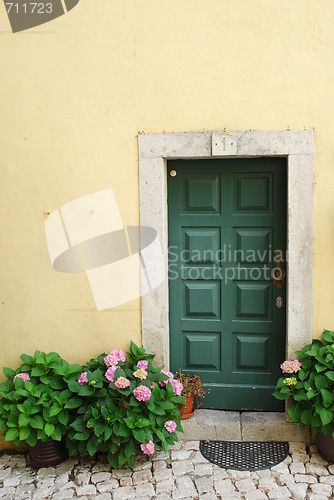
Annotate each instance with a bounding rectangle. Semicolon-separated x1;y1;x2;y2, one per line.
132;469;152;485
309;482;332;496
112;486;137;500
54;472;70;487
219;492;242;499
278;473;295;486
214;478;236;495
37;477;55;488
310;454;329;466
153;460;167;471
32;488;55;499
153;467;173;481
172;478;197;499
156;495;175;500
182;440;199;451
199;493;219;500
94;494;112;500
0;486;16;498
37;467;56;478
195;476;213;494
171;450;192;461
235;477;256;492
151;451;168;461
194;463;213;476
91;471;112;483
289;461;305;474
155;477;175;495
319;475;334;484
52;490;75;499
271;462;290;474
212;467;229;480
192;451;209;464
3;474;21;487
294;473;317;483
0;468;12;479
133;460;152;472
288;481;308;500
96;479;119;493
59;480;76;490
91;463;112;474
328;464;334;474
119;475;132;486
16;483;35;495
289;443;307;454
172;460;194;476
305;463;329;476
292;453;310;463
169;442;182;450
228;470;251;479
258;476;278;489
307;495;329;500
112;469;132;478
256;469;272;477
243;491;268;500
135;483;155;497
267;486;292;498
76;484;97;496
75;471;91;485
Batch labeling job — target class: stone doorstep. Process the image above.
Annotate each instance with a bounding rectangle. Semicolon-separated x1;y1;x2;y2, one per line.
178;410;311;444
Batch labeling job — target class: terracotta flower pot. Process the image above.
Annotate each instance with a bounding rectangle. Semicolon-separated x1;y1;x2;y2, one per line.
316;431;334;462
179;393;195;419
28;439;68;468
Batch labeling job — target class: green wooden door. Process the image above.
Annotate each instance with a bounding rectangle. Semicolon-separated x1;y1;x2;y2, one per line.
168;158;286;410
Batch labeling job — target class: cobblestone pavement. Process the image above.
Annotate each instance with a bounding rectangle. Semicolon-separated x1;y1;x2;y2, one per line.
0;441;334;499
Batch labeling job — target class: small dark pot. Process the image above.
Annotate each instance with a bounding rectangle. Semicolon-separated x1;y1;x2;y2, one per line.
316;432;334;462
29;439;68;468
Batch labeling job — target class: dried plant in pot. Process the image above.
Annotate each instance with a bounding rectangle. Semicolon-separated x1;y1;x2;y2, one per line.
175;372;205;419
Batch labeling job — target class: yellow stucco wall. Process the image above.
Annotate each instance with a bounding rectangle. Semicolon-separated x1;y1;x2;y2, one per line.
0;0;334;446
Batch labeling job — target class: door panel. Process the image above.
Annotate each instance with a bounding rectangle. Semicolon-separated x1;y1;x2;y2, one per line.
168;158;286;410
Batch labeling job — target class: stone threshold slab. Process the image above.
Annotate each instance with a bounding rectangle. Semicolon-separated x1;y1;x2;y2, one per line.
179;410;311;444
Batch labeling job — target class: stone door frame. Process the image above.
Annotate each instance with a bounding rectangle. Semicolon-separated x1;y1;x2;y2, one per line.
138;130;314;368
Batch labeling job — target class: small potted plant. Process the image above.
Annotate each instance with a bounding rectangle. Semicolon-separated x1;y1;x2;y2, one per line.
174;372;205;419
273;329;334;460
0;350;83;467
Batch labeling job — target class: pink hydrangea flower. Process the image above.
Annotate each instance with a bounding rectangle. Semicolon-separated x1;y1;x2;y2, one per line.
137;360;148;372
164;420;177;433
280;359;302;374
78;372;88;385
13;373;30;383
115;376;130;389
140;440;155;455
133;368;147;380
104;349;126;367
105;365;118;382
159;369;174;387
172;379;183;396
133;385;151;402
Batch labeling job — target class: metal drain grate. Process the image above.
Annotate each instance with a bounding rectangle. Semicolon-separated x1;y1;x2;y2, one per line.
200;440;289;471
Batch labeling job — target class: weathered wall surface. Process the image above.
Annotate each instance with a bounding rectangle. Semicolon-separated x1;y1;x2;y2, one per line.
0;0;334;444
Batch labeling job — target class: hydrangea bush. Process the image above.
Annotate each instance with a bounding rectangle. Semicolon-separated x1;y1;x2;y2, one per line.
273;329;334;436
0;351;83;447
67;342;185;468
